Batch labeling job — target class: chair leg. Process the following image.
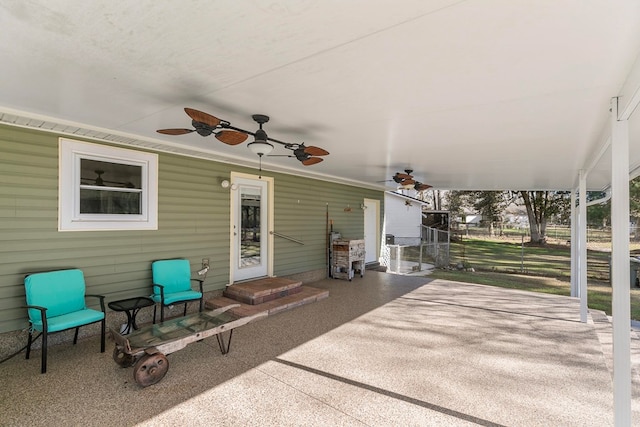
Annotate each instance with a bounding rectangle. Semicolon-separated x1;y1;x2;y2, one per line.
199;298;203;312
183;302;188;316
73;327;80;345
26;330;33;360
100;319;106;353
41;330;48;374
153;305;157;324
160;305;165;323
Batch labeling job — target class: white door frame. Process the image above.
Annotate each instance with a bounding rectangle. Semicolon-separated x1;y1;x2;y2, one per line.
229;172;274;284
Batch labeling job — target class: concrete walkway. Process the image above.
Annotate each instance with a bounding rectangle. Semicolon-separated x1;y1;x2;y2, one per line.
1;272;638;426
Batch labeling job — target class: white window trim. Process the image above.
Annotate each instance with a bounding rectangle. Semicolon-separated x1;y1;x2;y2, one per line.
58;138;158;231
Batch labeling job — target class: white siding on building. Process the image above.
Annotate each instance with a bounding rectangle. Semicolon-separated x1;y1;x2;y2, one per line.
384;193;424;245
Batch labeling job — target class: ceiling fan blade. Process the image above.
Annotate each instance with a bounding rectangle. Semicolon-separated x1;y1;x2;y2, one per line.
302;157;323;166
396;173;412;180
157;128;195;135
304;146;329;156
215;130;248;145
184;108;221;127
415;184;432;191
402;179;416;185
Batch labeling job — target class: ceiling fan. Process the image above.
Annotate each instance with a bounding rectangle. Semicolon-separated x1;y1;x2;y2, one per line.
81;170;134;188
157;108;329;166
383;169;432;191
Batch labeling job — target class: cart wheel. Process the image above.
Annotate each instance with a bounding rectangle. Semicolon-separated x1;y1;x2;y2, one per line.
112;346;135;368
133;353;169;387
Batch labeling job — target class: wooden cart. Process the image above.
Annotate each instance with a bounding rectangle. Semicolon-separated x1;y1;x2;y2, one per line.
111;305;265;387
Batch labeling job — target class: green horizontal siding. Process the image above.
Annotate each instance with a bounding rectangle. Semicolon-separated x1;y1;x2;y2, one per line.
272;178;381;276
0;124;383;332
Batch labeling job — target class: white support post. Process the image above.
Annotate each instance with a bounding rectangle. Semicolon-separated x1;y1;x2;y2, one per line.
570;190;578;297
578;170;588;323
610;97;631;427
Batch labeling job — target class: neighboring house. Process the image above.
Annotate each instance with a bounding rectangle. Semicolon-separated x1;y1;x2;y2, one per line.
464;214;483;226
504;205;530;229
0;126;384;334
383;190;430;246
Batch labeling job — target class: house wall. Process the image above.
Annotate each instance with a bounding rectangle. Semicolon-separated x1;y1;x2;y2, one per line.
383;194;423;244
0;125;383;333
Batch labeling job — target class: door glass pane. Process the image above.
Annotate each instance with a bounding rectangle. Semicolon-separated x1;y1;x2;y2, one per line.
240;186;261;268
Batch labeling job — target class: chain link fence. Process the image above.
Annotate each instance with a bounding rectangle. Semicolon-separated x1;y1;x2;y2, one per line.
382;226;450;274
452;224;639;250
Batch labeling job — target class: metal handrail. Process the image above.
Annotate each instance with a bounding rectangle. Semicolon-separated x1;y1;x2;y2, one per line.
270;231;304;245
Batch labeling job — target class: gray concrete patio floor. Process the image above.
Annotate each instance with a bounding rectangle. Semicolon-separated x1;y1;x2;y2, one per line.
1;272;639;426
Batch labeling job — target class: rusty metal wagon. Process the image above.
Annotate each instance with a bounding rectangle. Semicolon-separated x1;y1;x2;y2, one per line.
111;305;265;387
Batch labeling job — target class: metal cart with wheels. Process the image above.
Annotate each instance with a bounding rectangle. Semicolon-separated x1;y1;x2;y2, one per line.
111;305;265;387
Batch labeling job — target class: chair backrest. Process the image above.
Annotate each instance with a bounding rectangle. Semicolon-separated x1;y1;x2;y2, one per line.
24;269;87;321
152;259;192;295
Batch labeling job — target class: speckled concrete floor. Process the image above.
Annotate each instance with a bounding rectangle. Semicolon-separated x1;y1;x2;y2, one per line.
1;272;638;426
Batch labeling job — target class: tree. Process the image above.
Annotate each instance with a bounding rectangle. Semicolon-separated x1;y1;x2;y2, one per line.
518;191;570;244
472;191;510;236
416;189;443;210
444;190;475;230
432;189;443;211
587;201;610;227
630;176;640;241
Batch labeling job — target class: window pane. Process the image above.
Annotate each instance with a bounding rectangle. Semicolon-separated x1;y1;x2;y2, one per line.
80;189;142;214
80;159;142;189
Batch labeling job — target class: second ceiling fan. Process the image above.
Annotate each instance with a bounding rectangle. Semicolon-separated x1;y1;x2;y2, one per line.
157;108;329;166
386;169;432;191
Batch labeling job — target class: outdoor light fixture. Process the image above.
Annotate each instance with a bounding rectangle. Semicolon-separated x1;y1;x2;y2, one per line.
220;179;237;190
247;128;274;177
247;129;274;156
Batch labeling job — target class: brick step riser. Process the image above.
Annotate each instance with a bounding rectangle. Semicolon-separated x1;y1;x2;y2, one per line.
223;285;303;305
205;286;329;318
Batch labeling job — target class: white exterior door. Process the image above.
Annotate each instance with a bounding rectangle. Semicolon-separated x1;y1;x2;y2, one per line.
363;198;379;264
231;176;271;282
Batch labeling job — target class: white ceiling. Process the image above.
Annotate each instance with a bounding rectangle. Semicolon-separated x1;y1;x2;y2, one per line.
1;1;639;191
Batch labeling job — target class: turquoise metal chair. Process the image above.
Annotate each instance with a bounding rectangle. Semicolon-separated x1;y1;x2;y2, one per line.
151;259;204;323
24;269;106;373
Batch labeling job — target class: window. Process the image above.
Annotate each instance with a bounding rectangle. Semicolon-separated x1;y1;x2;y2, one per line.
59;139;158;231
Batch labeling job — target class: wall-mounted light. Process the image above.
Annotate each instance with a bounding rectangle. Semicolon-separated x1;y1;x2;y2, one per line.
344;205;352;212
220;179;237;190
360;203;367;210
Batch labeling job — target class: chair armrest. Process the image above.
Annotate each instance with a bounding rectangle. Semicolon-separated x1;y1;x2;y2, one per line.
152;283;165;301
24;304;48;331
190;278;204;293
86;294;106;312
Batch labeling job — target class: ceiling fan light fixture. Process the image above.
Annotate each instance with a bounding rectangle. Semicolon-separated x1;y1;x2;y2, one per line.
248;141;274;157
248;130;274;157
248;141;274;156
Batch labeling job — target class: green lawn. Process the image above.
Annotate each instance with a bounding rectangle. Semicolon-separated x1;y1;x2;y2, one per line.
427;238;640;320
